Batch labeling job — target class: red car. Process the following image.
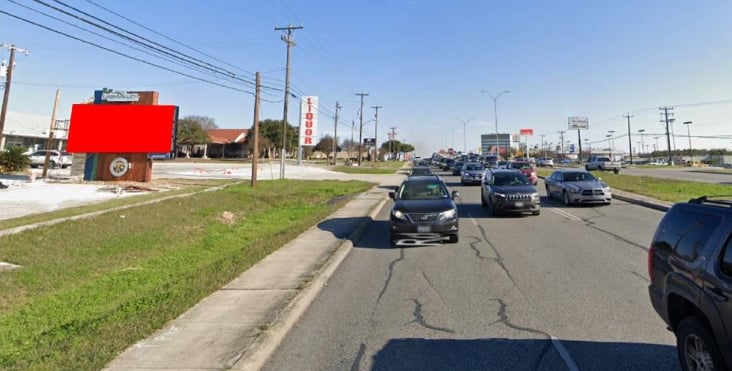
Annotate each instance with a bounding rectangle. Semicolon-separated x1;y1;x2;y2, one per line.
507;161;537;185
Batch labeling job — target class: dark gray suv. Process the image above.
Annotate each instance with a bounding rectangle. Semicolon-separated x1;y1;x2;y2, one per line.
480;169;540;216
648;196;732;371
388;176;460;246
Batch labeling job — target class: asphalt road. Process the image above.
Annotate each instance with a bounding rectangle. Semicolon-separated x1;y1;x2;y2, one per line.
263;171;680;371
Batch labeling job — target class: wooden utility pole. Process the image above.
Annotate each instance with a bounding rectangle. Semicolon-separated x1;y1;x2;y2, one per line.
275;24;303;179
333;101;340;165
371;105;381;166
251;72;261;187
41;89;61;177
624;113;634;165
356;92;368;166
0;44;29;148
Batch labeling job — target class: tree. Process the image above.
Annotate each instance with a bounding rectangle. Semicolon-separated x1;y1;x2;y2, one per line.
244;119;298;159
176;116;216;157
315;135;337;160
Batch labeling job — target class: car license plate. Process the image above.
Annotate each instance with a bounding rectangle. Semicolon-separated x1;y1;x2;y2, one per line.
417;226;431;233
514;202;524;208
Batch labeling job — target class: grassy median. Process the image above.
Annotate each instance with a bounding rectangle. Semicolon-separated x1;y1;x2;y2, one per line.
535;168;730;203
0;179;373;370
333;160;407;174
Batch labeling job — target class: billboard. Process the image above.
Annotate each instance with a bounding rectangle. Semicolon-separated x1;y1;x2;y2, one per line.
520;128;533;136
568;117;589;130
299;96;318;146
67;104;178;153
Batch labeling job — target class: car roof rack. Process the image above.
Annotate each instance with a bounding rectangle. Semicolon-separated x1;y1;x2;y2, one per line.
688;195;732;207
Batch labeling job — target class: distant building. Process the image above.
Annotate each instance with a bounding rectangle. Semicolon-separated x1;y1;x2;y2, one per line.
184;129;249;159
480;133;512;156
1;111;69;151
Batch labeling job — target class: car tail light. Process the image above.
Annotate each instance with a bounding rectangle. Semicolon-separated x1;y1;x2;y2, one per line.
647;245;655;281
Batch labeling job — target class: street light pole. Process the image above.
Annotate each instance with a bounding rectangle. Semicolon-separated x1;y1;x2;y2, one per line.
480;90;510;158
638;129;645;158
684;121;693;166
607;130;615;159
456;118;473;154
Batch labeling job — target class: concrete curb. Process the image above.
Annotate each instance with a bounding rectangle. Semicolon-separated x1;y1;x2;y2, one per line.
611;193;670;212
232;189;389;370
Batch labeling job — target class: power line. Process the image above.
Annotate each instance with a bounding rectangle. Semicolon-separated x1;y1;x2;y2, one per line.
7;0;257;86
0;9;257;95
41;0;242;80
24;0;283;93
82;0;257;77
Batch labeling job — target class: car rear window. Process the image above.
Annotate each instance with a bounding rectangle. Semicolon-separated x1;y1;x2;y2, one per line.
400;181;448;200
654;207;722;261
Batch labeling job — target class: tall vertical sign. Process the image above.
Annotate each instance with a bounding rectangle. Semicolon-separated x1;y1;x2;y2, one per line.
299;96;318;146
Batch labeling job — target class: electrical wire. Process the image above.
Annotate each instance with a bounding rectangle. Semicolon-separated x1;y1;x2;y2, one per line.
82;0;258;77
0;9;257;95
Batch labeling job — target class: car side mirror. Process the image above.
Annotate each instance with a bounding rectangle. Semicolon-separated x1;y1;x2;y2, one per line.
388;191;396;200
452;190;461;199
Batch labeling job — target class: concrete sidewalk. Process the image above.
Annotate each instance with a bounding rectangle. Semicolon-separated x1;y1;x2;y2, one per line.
104;186;391;371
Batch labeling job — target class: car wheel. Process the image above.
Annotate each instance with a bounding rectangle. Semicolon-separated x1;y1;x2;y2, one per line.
533;210;541;216
545;185;551;199
49;161;56;168
676;316;725;371
481;193;487;208
613;168;619;174
489;201;500;217
448;234;459;243
562;191;571;206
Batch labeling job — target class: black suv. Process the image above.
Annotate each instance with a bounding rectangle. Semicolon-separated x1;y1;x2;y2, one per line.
388;175;460;246
480;169;540;216
648;196;732;370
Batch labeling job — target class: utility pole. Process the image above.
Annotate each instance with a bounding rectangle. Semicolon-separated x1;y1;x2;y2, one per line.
251;72;261;187
659;106;674;165
333;101;341;165
371;105;381;166
389;126;397;160
0;44;30;149
684;121;693;166
275;24;303;179
42;89;61;177
356;92;368;166
540;134;546;157
557;130;566;159
350;120;355;162
624;113;634;164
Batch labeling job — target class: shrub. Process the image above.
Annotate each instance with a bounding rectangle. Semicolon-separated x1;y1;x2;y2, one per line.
0;146;31;172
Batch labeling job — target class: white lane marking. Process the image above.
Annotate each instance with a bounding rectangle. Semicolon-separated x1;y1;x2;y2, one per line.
467;213;478;226
545;206;583;222
551;335;580;371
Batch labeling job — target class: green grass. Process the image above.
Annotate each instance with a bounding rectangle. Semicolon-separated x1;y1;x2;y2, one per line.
535;168;730;203
0;179;237;231
0;179;373;370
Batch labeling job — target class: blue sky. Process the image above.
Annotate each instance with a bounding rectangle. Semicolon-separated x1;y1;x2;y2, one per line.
2;0;731;157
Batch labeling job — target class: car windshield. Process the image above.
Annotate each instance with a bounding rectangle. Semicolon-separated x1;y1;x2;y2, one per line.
493;172;530;186
509;162;532;170
464;164;484;171
410;168;431;176
562;172;597;182
399;181;448;200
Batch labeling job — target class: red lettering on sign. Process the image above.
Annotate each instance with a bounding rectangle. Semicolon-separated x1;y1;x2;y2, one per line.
305;120;313;128
306;113;314;120
305;137;313;145
305;129;313;136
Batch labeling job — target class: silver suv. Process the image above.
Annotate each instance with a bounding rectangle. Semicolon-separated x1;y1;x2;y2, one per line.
27;150;73;169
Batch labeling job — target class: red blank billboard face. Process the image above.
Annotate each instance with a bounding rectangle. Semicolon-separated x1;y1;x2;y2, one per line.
67;104;177;153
